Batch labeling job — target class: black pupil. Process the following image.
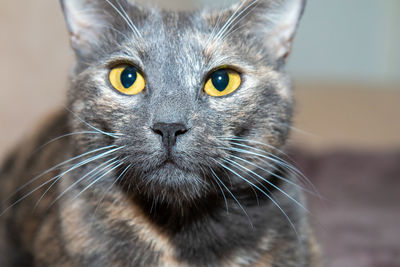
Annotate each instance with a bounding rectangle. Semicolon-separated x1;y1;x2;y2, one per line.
121;66;138;88
211;70;229;92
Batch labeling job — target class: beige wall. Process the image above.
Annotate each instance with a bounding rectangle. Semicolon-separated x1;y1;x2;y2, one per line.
291;82;400;151
1;1;399;162
0;0;70;160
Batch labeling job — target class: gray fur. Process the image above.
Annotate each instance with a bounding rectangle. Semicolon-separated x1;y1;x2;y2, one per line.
64;0;303;204
0;0;321;266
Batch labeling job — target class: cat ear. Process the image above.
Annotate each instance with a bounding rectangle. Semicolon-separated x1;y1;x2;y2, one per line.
210;0;306;62
60;0;108;58
259;0;306;61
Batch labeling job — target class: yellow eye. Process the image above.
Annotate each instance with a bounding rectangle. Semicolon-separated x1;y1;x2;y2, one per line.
204;69;241;97
109;65;146;95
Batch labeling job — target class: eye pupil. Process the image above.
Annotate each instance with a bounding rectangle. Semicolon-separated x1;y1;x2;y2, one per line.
211;70;229;92
121;66;138;88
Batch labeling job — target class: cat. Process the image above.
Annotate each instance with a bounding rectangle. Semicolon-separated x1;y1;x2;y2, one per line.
0;0;321;266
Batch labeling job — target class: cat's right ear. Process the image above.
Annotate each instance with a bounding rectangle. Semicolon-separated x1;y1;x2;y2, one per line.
206;0;306;64
60;0;108;58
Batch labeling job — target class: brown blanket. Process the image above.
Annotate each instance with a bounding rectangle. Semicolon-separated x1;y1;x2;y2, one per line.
290;149;400;267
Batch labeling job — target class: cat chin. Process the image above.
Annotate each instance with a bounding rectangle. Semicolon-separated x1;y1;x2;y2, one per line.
119;161;209;205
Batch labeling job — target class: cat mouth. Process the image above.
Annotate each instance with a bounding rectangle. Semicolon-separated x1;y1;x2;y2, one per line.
158;159;183;171
162;158;176;165
137;157;186;175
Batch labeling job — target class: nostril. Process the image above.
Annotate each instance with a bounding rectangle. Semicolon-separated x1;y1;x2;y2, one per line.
152;122;189;150
175;128;188;136
152;128;164;137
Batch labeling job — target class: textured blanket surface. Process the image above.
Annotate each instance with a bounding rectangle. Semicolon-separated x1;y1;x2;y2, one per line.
291;149;400;267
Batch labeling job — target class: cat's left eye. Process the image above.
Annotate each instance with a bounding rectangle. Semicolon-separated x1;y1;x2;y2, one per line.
204;69;241;97
109;65;146;95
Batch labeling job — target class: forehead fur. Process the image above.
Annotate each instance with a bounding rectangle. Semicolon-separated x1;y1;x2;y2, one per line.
61;0;305;68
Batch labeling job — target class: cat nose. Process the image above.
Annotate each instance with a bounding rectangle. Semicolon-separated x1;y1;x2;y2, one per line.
152;122;188;151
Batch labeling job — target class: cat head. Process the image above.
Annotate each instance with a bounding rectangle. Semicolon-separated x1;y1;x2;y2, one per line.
60;0;305;207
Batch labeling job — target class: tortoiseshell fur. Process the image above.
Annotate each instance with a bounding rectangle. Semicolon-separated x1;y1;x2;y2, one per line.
0;0;320;266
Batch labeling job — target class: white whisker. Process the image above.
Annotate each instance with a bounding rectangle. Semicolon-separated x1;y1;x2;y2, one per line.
215;160;299;239
50;157;119;207
209;168;253;227
116;0;142;38
2;145;118;205
33;131;101;154
209;168;229;214
213;0;247;43
228;153;316;196
105;0;142;40
1;146;123;216
219;2;259;41
213;0;259;44
33;146;125;209
65;107;121;139
218;139;319;194
73;159;126;200
218;136;289;158
206;11;223;47
224;158;309;213
93;163;132;215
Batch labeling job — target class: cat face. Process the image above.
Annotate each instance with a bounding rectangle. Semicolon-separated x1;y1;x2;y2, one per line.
61;0;304;205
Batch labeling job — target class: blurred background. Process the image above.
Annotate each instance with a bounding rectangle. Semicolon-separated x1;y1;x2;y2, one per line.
0;0;399;266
